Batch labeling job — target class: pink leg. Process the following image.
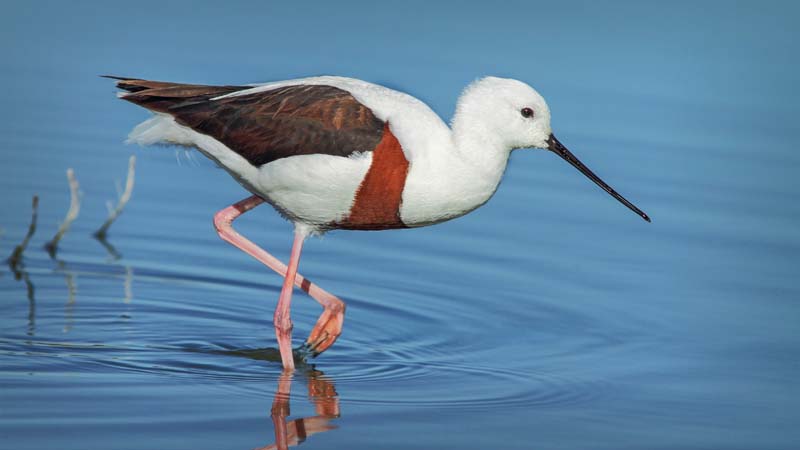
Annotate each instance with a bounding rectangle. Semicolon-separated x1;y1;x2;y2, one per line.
213;196;346;360
274;230;305;369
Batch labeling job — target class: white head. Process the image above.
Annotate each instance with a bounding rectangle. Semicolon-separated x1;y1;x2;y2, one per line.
452;76;651;223
452;76;552;150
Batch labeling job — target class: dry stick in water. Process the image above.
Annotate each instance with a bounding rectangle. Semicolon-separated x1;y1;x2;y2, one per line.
8;196;39;268
45;169;81;257
95;155;136;238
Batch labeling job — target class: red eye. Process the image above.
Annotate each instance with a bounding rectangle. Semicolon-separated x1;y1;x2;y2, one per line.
521;107;534;118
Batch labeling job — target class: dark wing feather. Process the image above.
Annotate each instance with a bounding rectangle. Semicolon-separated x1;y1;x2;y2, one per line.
107;76;249;110
111;77;385;166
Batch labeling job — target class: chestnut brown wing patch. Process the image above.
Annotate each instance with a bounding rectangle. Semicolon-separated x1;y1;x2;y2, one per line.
113;77;385;166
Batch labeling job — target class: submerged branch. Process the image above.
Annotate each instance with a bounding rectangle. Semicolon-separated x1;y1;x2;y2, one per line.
45;169;81;257
8;196;39;269
94;155;136;239
95;232;122;260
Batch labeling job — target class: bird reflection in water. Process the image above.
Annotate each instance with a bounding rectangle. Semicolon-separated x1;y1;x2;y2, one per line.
256;369;340;450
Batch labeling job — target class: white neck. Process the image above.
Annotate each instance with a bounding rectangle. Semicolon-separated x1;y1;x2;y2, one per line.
451;119;511;182
397;75;553;226
449;117;513;210
399;114;512;227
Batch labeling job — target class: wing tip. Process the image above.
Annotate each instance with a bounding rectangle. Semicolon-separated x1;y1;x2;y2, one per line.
102;75;158;95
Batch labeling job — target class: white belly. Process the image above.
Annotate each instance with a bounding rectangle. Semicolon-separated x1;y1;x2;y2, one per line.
253;152;372;227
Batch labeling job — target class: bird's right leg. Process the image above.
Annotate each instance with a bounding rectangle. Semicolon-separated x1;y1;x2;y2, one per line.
213;195;346;358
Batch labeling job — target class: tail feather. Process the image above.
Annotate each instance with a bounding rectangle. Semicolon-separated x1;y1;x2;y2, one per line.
106;75;260;182
102;75;184;93
103;75;249;113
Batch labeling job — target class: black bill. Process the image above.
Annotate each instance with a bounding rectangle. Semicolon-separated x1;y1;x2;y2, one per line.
546;134;650;222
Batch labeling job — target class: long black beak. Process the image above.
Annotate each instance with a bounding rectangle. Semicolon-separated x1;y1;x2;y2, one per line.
547;134;650;222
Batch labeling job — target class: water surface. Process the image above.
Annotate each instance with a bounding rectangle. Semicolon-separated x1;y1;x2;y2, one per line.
1;2;798;449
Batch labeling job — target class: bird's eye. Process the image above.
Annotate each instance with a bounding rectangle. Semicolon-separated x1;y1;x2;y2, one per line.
520;107;534;118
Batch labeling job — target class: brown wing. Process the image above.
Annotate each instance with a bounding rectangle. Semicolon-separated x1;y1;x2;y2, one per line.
110;77;385;166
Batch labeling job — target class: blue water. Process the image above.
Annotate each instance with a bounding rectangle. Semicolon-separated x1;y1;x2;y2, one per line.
1;1;798;449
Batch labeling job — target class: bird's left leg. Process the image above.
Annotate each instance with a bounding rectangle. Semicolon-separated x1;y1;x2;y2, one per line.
213;196;346;359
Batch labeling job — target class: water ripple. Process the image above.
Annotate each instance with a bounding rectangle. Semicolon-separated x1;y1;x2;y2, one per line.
1;212;640;416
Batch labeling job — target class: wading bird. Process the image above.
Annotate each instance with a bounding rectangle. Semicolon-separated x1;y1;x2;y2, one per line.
108;75;649;370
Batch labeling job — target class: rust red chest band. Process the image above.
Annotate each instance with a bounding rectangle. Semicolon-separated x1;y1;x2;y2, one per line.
339;123;409;230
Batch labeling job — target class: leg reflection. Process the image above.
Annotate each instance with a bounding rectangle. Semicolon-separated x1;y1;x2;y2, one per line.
258;369;340;450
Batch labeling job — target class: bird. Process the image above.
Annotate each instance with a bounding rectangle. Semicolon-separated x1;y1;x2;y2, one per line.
106;74;650;370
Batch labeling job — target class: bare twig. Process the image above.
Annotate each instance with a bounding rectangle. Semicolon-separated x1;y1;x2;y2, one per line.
95;234;122;260
7;197;38;335
94;155;136;239
45;169;81;257
8;196;39;268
